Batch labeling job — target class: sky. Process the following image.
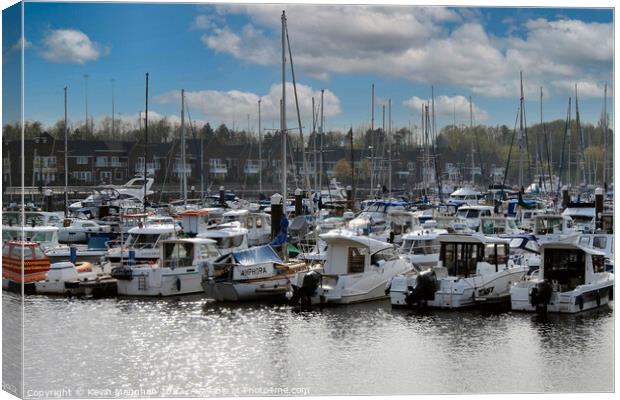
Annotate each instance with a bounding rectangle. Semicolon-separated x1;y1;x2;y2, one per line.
3;2;614;137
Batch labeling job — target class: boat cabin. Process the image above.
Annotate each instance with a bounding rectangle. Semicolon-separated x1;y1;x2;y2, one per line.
320;230;397;275
478;216;522;235
438;234;510;277
2;225;60;250
532;215;575;236
2;240;51;283
2;211;62;228
539;242;606;292
178;208;225;235
160;238;220;269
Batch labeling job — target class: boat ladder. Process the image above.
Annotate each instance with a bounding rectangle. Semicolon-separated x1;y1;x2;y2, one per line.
138;275;147;291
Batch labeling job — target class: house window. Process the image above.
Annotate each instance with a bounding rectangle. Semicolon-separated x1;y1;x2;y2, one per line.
100;171;112;182
114;170;124;180
96;156;108;167
76;156;89;165
111;156;120;166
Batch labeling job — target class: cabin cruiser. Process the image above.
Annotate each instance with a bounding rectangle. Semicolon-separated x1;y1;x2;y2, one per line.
455;205;494;231
447;187;481;206
202;245;309;302
399;222;448;267
197;222;249;255
478;216;523;236
347;200;408;234
221;209;271;246
288;230;414;306
561;202;595;232
177;208;226;235
112;238;220;296
510;241;614;313
577;233;614;272
58;217;111;243
105;222;179;264
389;233;527;309
532;214;577;243
69;176;154;209
370;210;419;244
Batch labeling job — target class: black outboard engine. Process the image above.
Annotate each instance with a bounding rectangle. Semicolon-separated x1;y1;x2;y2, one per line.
530;280;552;313
404;269;437;308
290;270;321;309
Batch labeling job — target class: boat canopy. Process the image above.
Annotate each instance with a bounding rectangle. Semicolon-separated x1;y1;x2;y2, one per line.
320;230;394;255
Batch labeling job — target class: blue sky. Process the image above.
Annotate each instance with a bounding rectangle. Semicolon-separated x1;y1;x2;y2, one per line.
6;3;614;136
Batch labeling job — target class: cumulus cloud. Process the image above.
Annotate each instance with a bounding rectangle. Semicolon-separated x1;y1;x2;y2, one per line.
40;29;108;64
550;80;609;99
11;37;32;52
196;6;611;99
403;95;489;122
154;82;341;128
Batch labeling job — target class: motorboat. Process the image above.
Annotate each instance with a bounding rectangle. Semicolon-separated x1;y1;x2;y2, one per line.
455;205;495;231
2;224;60;251
45;234;112;264
2;240;51;293
478;216;523;236
503;234;541;274
197;221;248;255
288;229;414;306
58;217;111;243
447;187;482;206
34;261;100;295
347;200;408;234
400;222;448;267
105;222;179;264
532;214;577;243
510;241;614;313
561;202;595;232
389;233;527;309
112;238;220;296
221;209;271;246
202;245;309;302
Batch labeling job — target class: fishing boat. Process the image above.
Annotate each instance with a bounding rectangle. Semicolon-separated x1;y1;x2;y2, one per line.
510;241;614;313
288;230;414;306
389;233;527;309
112;238;220;296
202;245;309;302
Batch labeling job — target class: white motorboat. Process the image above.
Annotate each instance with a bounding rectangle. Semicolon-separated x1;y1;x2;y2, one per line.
532;214;578;243
561;203;595;232
455;205;495;231
510;241;614;313
447;187;482;206
197;221;248;255
289;230;414;306
58;217;111;243
221;209;271;246
400;222;448;267
347;200;408;234
34;261;100;295
106;222;179;264
202;245;309;302
112;238;220;296
478;216;524;236
2;224;60;251
389;233;527;309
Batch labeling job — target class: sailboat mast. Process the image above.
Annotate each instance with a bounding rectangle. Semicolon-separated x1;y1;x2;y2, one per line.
602;83;608;186
144;72;149;212
518;71;524;190
319;89;324;193
388;99;392;198
575;85;587;186
370;83;375;197
64;86;68;216
181;89;187;205
280;10;287;198
258;99;263;196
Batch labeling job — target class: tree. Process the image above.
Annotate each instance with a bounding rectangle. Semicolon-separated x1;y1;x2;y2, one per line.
333;158;352;182
215;124;230;144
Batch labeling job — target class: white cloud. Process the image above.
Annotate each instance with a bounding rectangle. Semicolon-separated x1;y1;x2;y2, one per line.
403;95;489;122
196;6;611;99
11;37;32;52
40;29;108;64
550;80;609;99
154;82;341;128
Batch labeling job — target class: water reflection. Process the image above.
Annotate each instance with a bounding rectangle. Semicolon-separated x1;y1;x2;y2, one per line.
10;292;613;396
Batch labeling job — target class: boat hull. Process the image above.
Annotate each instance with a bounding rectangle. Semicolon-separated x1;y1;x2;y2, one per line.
201;277;290;302
510;280;614;313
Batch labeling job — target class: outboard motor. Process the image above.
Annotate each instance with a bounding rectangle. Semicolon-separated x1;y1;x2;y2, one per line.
404;269;437;308
530;280;552;313
290;270;321;309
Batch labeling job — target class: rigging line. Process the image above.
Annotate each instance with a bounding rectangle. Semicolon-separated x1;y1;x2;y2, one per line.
501;107;521;197
557;98;572;196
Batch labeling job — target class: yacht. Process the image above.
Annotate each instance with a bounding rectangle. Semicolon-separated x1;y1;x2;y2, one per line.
455;205;495;231
478;216;523;236
561;202;595;232
112;238;220;296
447;187;482;206
202;245;309;302
347;200;408;234
510;241;614;313
288;229;414;306
197;221;249;255
532;214;577;243
503;234;541;274
58;217;111;243
389;233;527;309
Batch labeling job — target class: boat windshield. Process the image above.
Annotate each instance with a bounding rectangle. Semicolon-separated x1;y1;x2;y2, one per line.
411;239;439;255
457;209;479;218
535;218;564;234
213;235;245;249
127;233;167;249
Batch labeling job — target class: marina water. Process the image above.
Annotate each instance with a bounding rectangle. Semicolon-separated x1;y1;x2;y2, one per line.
10;292;613;395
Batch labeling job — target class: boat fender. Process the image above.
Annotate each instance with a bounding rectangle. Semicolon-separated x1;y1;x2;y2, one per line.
176;277;181;291
576;295;584;311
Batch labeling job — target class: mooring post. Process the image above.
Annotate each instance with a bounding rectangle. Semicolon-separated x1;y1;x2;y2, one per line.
271;193;283;240
595;187;604;230
294;188;303;216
